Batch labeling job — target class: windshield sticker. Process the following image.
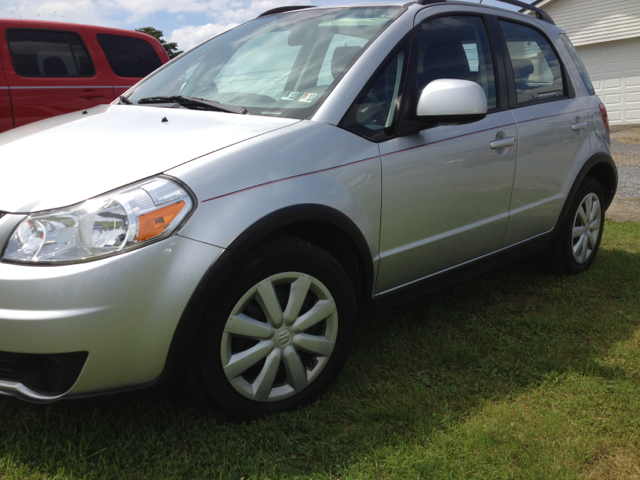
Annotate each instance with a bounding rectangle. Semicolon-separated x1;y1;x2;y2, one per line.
299;93;317;103
281;91;299;101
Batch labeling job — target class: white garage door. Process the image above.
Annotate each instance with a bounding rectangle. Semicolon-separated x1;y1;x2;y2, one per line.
577;38;640;125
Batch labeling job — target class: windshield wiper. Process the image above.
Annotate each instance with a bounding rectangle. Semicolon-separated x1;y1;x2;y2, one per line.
137;96;248;114
118;95;132;105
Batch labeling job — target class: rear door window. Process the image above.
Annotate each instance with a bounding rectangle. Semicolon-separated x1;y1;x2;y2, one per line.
96;34;162;78
499;21;565;104
6;29;94;77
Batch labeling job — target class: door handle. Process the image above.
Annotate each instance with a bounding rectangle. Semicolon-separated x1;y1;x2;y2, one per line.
572;121;588;131
490;137;516;149
78;90;105;99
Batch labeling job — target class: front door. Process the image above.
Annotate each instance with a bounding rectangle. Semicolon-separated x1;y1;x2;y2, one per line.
376;13;517;293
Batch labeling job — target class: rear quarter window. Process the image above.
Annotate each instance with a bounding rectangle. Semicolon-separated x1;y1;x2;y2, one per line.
6;29;94;77
560;34;595;95
96;34;162;78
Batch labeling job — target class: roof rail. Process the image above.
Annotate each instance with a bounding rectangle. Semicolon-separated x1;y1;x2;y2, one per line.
258;6;316;17
416;0;555;25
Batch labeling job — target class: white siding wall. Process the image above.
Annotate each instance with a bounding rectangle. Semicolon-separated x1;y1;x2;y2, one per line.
528;0;640;46
577;38;640;124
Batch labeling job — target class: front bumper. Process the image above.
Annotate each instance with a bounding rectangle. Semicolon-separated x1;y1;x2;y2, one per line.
0;213;223;402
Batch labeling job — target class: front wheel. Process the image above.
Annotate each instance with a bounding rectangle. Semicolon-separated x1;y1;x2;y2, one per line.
543;177;605;274
190;236;357;421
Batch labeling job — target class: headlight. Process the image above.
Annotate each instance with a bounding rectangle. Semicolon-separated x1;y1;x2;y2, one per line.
2;177;194;264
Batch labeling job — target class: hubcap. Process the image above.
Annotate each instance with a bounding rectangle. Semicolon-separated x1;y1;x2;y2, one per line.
572;192;601;264
220;272;338;402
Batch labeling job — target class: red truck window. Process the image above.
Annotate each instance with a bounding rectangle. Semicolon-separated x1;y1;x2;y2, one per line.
6;29;94;77
96;34;162;78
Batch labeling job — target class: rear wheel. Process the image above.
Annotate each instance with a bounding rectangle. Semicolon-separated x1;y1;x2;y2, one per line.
543;177;605;274
190;236;356;421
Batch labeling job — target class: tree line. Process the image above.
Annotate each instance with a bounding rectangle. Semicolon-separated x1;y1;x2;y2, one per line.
135;26;183;59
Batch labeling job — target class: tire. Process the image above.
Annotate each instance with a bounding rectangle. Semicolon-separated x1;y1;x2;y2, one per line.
543;177;605;274
189;236;357;421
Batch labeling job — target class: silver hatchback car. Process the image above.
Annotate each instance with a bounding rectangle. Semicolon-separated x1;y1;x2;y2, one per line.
0;0;617;420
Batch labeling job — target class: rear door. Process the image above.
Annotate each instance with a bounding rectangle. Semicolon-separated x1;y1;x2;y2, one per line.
495;17;591;246
2;25;114;128
95;33;166;98
0;49;13;133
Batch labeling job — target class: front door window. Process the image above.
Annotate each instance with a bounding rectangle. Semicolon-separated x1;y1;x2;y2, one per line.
419;16;497;109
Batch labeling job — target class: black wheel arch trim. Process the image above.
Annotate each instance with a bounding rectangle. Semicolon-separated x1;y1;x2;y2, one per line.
224;203;374;260
156;203;375;392
554;152;617;234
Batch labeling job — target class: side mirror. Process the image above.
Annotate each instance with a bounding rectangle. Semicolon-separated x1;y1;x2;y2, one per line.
416;79;488;124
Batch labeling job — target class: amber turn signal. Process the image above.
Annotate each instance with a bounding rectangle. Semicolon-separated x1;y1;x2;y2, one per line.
137;200;186;242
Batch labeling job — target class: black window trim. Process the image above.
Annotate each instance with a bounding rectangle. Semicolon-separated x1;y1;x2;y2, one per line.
491;16;577;110
5;28;96;78
338;31;412;142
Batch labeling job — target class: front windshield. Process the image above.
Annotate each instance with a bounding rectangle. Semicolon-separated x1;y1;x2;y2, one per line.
126;6;404;119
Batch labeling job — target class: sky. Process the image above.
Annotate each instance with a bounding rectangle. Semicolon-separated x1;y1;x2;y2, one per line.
0;0;534;52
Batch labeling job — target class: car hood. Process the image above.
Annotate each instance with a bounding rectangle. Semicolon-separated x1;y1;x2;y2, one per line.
0;105;299;213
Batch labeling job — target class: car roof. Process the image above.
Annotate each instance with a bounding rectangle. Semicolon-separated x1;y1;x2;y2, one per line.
0;18;159;40
260;1;552;24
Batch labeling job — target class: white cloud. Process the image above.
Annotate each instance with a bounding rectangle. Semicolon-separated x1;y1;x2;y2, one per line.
110;0;208;23
204;0;310;23
0;0;107;25
0;0;324;32
169;23;238;51
0;0;524;31
168;0;312;50
0;0;353;48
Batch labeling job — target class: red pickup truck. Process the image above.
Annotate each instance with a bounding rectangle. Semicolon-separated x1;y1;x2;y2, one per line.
0;19;170;133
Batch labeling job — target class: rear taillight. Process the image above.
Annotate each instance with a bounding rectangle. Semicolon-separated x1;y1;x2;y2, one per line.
599;103;609;132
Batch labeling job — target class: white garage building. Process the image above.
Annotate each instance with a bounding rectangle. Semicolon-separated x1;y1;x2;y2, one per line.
524;0;640;125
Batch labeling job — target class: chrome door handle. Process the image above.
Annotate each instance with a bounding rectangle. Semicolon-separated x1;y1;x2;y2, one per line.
490;137;516;149
572;121;588;131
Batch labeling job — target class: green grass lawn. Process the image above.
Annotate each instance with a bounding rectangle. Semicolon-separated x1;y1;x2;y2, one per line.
1;222;639;480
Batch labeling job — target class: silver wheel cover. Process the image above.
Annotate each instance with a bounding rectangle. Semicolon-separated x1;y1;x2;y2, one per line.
572;192;602;264
220;272;338;402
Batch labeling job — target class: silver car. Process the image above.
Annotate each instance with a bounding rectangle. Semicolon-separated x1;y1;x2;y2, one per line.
0;0;617;420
